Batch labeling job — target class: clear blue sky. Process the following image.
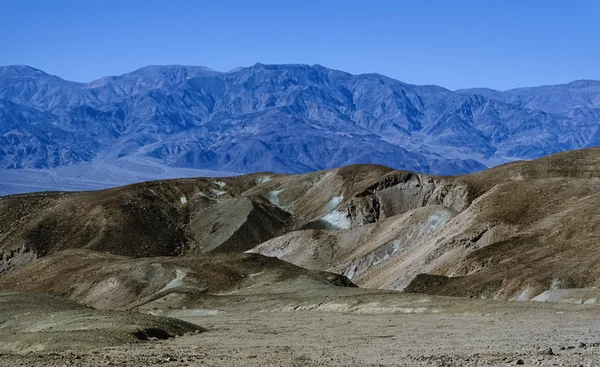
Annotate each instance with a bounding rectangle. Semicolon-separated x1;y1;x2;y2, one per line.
1;0;598;90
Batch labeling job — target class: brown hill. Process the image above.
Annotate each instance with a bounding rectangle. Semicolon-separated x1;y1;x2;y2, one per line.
3;147;600;301
0;175;289;272
250;148;600;300
0;249;353;310
0;165;434;272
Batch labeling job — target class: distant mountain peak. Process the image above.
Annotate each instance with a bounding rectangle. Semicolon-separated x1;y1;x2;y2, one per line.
84;65;220;90
566;79;600;88
132;64;219;74
0;65;51;78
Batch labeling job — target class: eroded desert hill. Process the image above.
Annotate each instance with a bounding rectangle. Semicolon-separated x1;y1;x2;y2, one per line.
2;147;600;301
0;249;354;310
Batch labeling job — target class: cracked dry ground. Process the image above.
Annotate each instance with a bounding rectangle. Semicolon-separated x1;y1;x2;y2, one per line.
3;310;600;367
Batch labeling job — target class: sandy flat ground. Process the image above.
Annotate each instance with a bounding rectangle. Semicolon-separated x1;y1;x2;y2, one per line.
3;307;600;367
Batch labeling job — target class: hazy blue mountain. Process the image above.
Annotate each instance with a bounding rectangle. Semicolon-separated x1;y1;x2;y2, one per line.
1;63;599;179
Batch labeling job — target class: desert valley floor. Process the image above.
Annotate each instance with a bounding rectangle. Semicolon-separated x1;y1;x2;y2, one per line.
2;292;600;366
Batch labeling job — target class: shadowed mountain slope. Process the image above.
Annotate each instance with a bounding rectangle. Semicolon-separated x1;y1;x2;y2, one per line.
2;64;600;182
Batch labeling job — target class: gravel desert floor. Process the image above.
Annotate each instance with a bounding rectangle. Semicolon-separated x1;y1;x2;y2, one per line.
3;304;600;367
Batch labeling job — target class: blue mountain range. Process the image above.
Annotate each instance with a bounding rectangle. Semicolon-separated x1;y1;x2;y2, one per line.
1;63;600;177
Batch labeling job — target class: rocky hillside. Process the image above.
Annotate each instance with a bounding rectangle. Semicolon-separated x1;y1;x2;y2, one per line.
2;148;600;301
2;64;600;178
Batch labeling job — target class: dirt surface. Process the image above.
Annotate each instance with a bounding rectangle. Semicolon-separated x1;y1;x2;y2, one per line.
0;292;201;354
2;308;600;366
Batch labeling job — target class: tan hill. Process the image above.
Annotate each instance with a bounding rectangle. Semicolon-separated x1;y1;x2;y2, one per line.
0;249;353;310
0;174;290;272
2;147;600;302
0;164;466;271
0;291;201;353
250;147;600;300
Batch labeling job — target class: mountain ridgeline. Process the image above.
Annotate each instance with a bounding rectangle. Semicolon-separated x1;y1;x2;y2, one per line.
1;63;600;175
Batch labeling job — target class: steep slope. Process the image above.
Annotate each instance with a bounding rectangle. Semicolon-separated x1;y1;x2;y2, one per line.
457;80;600;114
250;205;457;279
0;174;292;271
250;148;600;300
2;63;599;183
